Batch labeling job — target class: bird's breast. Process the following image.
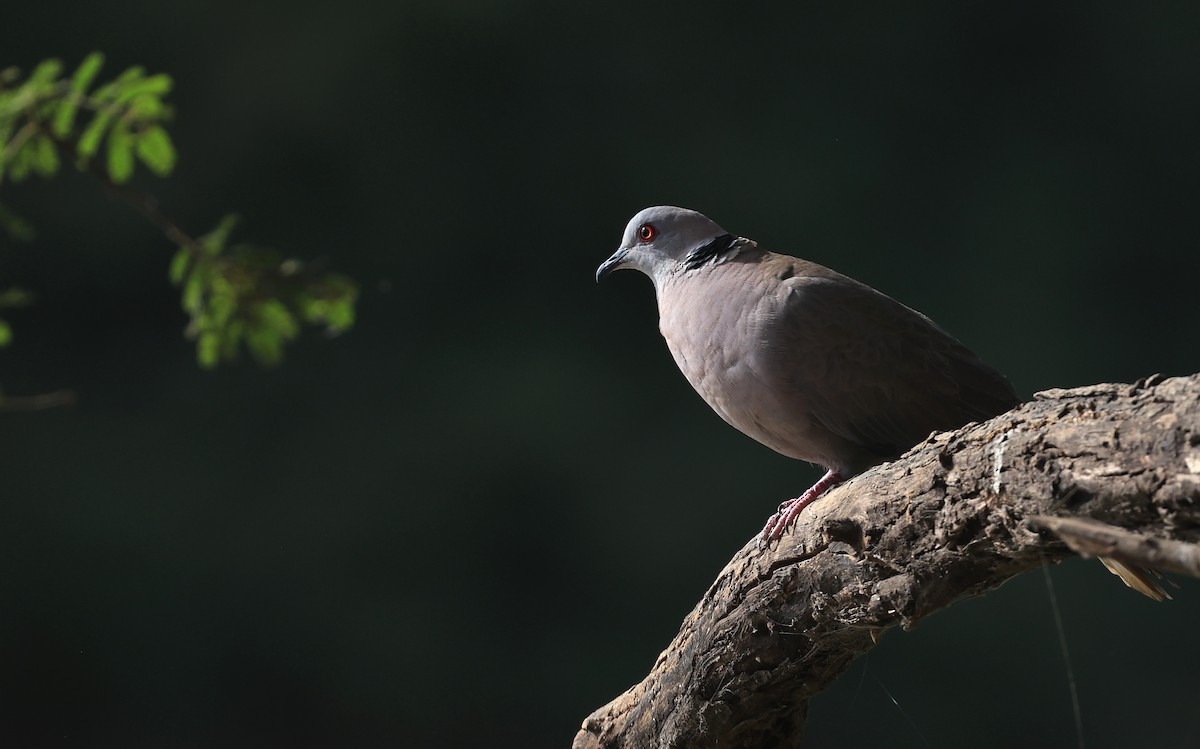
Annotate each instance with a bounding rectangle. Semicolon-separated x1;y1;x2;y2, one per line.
656;266;820;461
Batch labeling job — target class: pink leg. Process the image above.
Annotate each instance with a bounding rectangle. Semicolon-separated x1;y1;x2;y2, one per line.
758;470;845;545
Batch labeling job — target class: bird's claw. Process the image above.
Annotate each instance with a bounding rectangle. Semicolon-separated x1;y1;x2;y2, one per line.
758;497;803;545
755;470;846;549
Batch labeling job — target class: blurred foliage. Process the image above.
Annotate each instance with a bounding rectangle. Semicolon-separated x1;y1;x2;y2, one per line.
0;53;172;187
0;52;356;365
171;215;357;368
0;285;33;347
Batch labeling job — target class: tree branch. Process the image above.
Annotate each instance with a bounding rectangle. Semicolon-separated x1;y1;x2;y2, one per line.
574;372;1200;749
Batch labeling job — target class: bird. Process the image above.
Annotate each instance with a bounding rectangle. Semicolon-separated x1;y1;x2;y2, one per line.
597;205;1168;600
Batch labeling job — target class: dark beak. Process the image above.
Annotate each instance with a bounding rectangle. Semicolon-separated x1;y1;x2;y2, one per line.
595;247;630;282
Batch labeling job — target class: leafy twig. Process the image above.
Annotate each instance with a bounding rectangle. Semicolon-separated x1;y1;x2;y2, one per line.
0;52;359;366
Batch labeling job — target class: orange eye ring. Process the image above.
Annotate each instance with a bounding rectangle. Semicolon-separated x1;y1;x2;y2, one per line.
637;224;656;242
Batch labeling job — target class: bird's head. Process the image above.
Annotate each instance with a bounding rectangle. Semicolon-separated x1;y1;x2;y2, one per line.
595;206;738;285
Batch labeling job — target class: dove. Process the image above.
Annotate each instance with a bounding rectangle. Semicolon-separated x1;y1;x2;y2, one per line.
597;205;1167;600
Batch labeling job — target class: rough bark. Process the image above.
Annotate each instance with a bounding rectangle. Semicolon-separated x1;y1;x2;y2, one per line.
574;373;1200;749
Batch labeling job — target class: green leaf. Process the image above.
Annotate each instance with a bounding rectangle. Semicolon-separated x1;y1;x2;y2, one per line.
181;269;205;312
168;248;192;284
117;65;146;82
296;295;327;323
127;93;164;119
114;73;172;104
95;66;147;101
77;110;112;159
0;319;11;347
196;330;220;369
30;135;59;177
112;76;172;112
208;291;235;327
245;327;283;366
326;298;356;330
134;125;175;176
8;141;32;181
51;52;104;137
27;59;63;87
200;214;239;256
106;122;134;183
220;320;245;360
255;300;299;340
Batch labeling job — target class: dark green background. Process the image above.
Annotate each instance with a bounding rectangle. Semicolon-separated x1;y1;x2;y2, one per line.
3;2;1198;747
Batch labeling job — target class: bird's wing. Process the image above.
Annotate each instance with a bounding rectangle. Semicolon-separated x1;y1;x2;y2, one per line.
762;260;1019;459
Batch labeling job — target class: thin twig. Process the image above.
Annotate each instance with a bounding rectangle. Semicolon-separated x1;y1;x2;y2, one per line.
0;389;77;411
47;130;202;253
1030;515;1200;579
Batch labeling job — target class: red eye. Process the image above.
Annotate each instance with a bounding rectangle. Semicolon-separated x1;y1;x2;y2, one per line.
638;224;656;242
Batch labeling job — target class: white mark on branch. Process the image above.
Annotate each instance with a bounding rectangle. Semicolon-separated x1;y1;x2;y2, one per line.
1185;450;1200;474
992;428;1015;495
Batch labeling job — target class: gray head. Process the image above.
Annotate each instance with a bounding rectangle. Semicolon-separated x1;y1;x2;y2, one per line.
596;206;738;287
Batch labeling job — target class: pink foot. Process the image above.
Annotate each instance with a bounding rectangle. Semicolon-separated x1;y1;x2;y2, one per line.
758;470;845;545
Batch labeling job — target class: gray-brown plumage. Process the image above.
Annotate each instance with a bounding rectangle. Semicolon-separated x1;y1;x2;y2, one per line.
598;205;1168;600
